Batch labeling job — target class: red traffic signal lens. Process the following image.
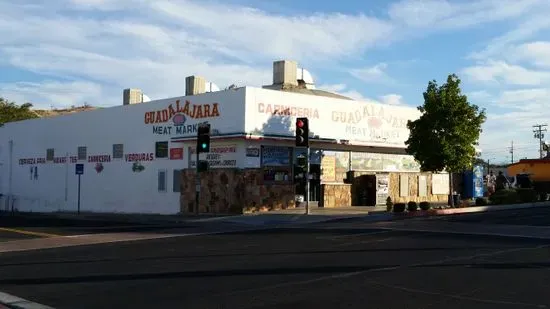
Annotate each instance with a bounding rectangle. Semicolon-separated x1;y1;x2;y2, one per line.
296;120;304;128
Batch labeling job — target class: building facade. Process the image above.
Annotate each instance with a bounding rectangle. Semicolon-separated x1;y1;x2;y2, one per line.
0;66;451;215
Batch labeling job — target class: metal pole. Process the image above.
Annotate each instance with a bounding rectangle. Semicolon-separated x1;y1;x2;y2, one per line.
77;174;81;214
305;146;310;215
195;148;200;215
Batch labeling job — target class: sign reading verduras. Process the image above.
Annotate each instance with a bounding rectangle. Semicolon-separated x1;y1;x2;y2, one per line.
188;144;238;168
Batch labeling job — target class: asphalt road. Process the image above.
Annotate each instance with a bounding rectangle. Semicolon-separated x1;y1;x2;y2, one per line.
440;206;550;226
1;221;549;309
0;213;248;242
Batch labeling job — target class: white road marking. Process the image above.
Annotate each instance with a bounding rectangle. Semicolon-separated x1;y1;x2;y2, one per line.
366;226;550;240
0;227;271;253
316;230;392;240
0;291;55;309
335;237;395;247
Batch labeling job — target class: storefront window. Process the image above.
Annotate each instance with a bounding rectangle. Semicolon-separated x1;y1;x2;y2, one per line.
322;151;350;183
261;146;293;183
351;152;420;172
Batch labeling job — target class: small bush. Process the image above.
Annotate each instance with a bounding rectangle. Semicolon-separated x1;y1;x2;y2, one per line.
475;197;488;206
393;203;406;213
419;201;431;210
489;189;519;205
386;196;393;212
516;188;538;203
407;201;418;211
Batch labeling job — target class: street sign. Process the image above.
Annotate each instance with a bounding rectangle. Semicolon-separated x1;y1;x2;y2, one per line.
75;164;84;175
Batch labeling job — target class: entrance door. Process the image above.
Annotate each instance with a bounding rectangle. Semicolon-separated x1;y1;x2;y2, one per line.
352;174;377;206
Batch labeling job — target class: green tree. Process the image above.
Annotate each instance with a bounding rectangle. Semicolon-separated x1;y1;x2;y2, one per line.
0;97;39;126
405;74;487;206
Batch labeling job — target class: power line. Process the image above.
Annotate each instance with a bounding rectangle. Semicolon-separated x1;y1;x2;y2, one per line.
533;124;548;159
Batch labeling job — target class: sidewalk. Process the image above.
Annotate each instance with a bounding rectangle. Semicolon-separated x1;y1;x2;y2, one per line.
6;201;550;228
367;218;550;240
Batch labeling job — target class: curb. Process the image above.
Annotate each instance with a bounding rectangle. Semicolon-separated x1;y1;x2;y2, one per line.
219;214;365;226
392;201;550;218
0;291;55;309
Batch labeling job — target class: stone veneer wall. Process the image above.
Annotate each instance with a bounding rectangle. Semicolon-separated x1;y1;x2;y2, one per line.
319;184;352;208
180;168;296;214
388;172;448;203
351;171;448;204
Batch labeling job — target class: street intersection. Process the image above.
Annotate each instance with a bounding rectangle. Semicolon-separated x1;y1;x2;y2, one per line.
0;208;550;309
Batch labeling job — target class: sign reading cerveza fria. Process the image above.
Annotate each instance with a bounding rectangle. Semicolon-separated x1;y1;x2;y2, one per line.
144;99;221;136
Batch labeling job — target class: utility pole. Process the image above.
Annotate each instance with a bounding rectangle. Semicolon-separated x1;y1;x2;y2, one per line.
509;141;514;163
533;124;548;159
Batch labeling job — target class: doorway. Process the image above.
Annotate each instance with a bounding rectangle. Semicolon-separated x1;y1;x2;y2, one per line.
351;174;377;206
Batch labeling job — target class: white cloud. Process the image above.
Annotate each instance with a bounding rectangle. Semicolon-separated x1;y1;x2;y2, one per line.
350;63;395;84
379;94;405;105
318;84;370;101
389;0;548;31
474;88;550;161
469;15;550;61
461;60;550;86
317;84;408;107
0;0;547;142
0;80;104;109
0;0;398;108
507;41;550;68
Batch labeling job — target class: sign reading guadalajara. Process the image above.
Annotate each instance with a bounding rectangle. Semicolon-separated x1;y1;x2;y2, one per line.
144;99;221;136
331;103;414;144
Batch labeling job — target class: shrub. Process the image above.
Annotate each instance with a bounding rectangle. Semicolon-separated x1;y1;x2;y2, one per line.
419;201;431;210
407;201;418;211
489;189;519;205
475;197;488;206
516;188;538;203
393;203;406;213
229;204;244;214
386;196;393;212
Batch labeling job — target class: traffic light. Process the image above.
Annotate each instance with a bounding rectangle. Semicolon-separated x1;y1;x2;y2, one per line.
197;123;211;153
296;154;307;168
295;117;309;147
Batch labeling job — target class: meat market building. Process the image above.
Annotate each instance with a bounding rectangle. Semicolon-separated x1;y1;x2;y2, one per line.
0;60;451;215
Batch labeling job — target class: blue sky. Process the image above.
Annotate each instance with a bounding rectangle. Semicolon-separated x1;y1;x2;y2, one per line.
1;0;550;163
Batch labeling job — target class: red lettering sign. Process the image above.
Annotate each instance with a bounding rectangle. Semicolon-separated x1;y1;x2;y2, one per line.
144;100;221;124
87;155;111;163
170;148;184;160
125;153;154;162
257;103;319;119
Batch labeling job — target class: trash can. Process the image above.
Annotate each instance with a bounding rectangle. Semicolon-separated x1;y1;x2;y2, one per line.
448;193;460;207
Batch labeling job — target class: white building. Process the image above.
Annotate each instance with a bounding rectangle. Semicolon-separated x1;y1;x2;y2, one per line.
0;60;444;215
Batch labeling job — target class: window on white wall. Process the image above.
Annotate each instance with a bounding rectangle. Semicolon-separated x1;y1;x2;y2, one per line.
155;141;168;158
113;144;124;159
173;170;182;192
158;169;167;192
77;146;87;160
46;148;54;161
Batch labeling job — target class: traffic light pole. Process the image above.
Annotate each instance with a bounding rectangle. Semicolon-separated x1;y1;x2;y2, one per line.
195;148;200;215
305;146;310;215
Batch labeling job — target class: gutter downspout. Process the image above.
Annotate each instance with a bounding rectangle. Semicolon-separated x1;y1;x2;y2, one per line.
65;152;69;209
8;140;13;211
